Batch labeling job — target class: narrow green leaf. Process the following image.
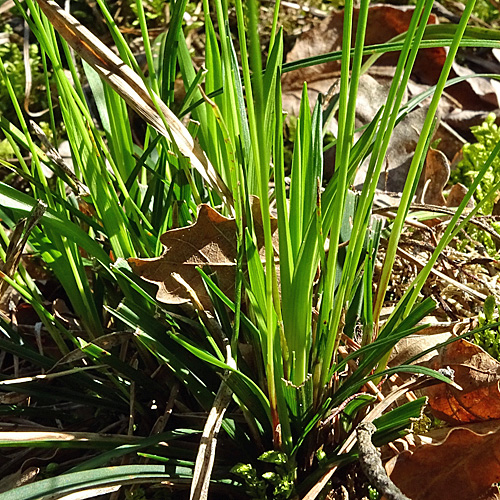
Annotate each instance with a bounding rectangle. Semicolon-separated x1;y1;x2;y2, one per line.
0;465;192;500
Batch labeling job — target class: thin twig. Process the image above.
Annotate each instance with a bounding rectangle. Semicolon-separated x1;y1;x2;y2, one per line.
396;246;487;301
357;422;410;500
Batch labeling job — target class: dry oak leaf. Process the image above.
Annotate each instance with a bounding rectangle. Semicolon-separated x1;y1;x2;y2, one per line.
422;338;500;424
389;331;452;367
128;202;278;310
385;420;500;500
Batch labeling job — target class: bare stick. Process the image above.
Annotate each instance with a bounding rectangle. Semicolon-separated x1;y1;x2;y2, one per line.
357;422;410;500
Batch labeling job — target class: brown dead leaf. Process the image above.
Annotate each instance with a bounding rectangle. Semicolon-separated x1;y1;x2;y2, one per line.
385;420;500;500
415;148;474;222
350;79;429;193
446;109;500;137
414;148;450;207
0;467;39;493
451;62;499;111
389;332;452;367
389;319;473;367
282;5;443;115
447;182;475;208
129;200;278;310
422;338;500;424
430;118;468;161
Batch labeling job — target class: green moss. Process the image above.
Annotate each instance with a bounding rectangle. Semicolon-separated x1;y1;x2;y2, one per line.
451;114;500;213
472;0;499;24
449;113;500;254
0;138;15;160
474;295;500;360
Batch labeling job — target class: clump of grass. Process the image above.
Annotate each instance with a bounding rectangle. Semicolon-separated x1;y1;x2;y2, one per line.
0;0;499;498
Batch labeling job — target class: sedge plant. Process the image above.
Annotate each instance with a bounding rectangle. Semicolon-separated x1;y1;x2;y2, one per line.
0;0;500;498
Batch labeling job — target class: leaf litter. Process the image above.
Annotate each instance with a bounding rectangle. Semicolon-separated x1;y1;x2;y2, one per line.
422;338;500;423
279;5;500;497
283;3;500;192
385;420;500;500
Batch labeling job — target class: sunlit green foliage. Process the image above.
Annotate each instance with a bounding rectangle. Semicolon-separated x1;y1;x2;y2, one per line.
0;0;499;497
0;25;46;120
472;0;499;24
451;113;500;214
474;295;500;360
450;113;500;253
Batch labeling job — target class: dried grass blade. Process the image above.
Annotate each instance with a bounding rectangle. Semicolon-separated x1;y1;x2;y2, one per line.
189;381;233;500
0;430;153;445
35;0;232;204
186;286;235;500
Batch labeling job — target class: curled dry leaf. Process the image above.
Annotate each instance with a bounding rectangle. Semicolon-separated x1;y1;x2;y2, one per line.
0;467;39;493
385;420;500;500
446;182;475;209
422;338;500;424
417;148;450;206
129;200;278;310
389;331;452;367
415;148;474;211
389;319;473;367
351;80;429;193
451;62;499;111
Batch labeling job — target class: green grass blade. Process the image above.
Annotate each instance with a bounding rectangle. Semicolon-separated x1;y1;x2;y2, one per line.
0;182;111;266
0;465;193;500
69;430;199;472
281;26;500;74
373;0;479;327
